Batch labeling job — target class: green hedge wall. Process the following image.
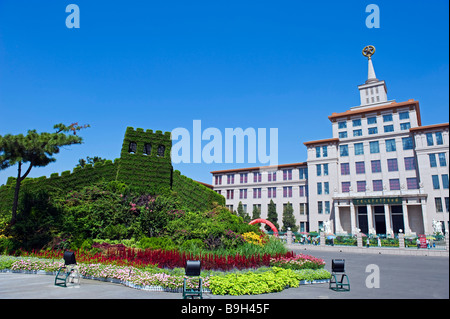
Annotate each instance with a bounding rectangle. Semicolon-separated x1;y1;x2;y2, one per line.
116;127;173;191
0;160;119;219
0;126;224;218
172;170;225;212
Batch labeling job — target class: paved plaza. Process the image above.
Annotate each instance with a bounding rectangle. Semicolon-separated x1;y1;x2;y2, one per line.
0;248;448;300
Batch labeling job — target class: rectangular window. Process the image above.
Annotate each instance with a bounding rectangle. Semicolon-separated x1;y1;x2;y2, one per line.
226;190;234;200
215;175;222;185
354;143;364;155
342;182;351;193
370;141;380;153
322;146;328;157
373;180;383;191
402;137;414;150
445;197;449;212
386;139;396;152
436;132;443;145
357;181;366;192
340;145;349;156
316;146;321;158
429;154;437;167
400;123;411;130
318;202;323;214
438;153;447;167
283;186;292;198
253;172;262;183
352;119;362;127
367;117;377;125
283;169;292;181
341;163;350;175
407;178;419;190
240;173;248;183
404;157;416;170
339;131;348;138
383;114;393;122
323;164;329;176
253;188;261;199
299;168;307;179
432;175;440;189
299;185;305;197
268;187;277;198
317;183;322;195
268;171;277;182
387;158;398;172
239;189;247;199
399;111;410;120
324;182;329;194
389;179;400;191
371;160;381;173
300;203;305;215
338;121;347;129
325;201;330;214
316;164;321;176
442;175;449;189
368;127;378;135
384;125;394;133
435;198;443;213
355;161;365;174
353;129;363;137
426;133;434;146
227;174;235;184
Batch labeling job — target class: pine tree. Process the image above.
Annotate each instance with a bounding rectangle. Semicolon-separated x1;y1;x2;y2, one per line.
0;123;89;224
282;202;298;232
237;201;250;222
251;205;261;220
266;199;279;232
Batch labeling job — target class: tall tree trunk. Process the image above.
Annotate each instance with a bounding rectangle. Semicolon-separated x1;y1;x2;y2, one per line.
11;161;33;225
11;162;22;225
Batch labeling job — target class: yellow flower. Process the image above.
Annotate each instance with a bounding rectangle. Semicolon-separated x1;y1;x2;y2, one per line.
242;232;265;246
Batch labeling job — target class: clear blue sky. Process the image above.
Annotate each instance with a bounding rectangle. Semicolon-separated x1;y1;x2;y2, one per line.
0;0;448;185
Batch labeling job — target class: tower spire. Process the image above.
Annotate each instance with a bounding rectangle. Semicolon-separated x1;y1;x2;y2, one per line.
356;45;389;107
363;45;378;83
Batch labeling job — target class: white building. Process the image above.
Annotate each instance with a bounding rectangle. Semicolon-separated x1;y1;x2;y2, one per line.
211;163;309;232
211;47;449;235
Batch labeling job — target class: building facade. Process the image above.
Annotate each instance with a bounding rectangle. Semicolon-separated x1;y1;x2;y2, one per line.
211;47;449;235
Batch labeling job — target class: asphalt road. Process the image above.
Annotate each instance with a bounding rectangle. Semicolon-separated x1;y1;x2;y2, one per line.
0;250;448;300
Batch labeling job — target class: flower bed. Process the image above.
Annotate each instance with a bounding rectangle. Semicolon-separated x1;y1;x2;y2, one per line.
16;247;296;271
269;254;326;270
1;254;330;295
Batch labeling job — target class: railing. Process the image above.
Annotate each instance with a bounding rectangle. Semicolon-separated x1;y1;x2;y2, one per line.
282;231;448;250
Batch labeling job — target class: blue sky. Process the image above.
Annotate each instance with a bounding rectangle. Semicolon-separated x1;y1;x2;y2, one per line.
0;0;448;185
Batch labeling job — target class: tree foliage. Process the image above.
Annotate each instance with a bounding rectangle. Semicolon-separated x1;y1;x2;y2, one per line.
266;200;279;232
282;202;298;232
0;123;89;223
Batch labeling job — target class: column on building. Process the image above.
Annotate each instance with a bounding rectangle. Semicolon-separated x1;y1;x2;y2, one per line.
334;201;342;234
350;201;357;234
367;204;375;235
402;200;412;235
384;204;393;236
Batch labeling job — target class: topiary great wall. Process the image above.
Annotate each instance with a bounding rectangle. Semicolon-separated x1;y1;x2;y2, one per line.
0;126;224;216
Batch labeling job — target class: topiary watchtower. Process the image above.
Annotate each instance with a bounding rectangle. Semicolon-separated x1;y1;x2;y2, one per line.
116;127;173;192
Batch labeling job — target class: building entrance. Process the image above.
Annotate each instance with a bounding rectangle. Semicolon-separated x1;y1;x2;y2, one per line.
373;206;386;234
391;205;404;234
357;206;368;234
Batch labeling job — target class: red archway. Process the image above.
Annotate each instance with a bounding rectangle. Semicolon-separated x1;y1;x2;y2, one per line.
249;218;279;237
